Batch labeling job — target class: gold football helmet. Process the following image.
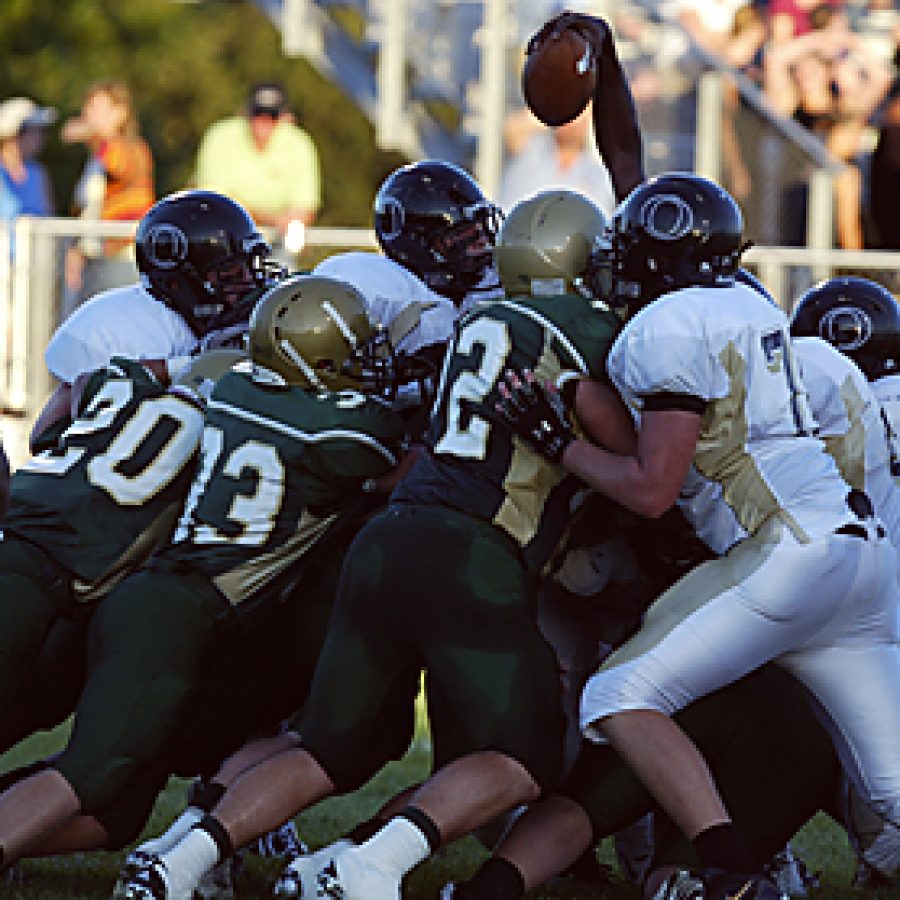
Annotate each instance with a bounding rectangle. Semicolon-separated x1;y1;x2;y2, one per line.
496;189;608;297
248;274;380;391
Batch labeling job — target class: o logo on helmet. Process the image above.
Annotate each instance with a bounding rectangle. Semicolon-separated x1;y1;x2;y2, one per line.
378;198;405;241
820;305;872;352
640;194;694;241
145;224;189;269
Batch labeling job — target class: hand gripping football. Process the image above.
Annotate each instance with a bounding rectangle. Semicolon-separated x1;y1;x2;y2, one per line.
522;25;597;127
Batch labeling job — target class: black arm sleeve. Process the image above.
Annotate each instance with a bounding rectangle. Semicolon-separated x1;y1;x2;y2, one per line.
593;30;645;202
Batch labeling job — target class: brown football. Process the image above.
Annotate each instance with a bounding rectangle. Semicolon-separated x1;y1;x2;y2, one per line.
522;26;597;127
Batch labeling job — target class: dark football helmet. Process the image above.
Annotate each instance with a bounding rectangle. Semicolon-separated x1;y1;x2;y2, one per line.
588;173;746;314
136;190;280;336
789;276;900;381
373;160;502;303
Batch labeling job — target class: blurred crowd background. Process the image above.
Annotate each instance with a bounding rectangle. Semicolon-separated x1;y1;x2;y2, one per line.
0;0;898;463
2;1;898;256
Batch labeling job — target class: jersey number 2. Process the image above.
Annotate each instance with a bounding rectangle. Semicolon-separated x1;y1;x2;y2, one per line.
433;317;511;460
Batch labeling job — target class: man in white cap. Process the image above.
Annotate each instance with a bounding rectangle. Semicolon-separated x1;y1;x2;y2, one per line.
0;96;56;223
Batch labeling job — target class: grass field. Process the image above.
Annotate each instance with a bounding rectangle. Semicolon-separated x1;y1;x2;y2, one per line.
0;722;897;898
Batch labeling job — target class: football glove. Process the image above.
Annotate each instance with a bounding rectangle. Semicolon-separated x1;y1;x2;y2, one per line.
495;368;575;464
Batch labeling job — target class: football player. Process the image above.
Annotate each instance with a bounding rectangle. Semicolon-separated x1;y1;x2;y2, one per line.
445;664;834;900
106;163;500;896
372;159;503;310
789;288;900;557
120;194;638;900
5;190;283;752
450;273;900;900
0;351;217;739
790;275;900;486
497;172;900;894
263;187;629;898
17;190;304;867
32;189;281;447
0;275;416;884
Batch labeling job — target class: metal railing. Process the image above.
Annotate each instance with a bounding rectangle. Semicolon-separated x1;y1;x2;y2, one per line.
0;217;377;468
0;216;898;468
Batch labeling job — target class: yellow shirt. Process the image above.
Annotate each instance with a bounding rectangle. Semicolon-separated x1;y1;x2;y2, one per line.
193;116;321;216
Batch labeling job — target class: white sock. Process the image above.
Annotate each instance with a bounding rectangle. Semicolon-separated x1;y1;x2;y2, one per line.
137;806;204;856
160;827;220;897
354;817;431;880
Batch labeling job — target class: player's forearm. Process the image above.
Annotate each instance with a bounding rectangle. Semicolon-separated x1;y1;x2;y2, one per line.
561;439;675;518
29;382;73;453
593;31;644;201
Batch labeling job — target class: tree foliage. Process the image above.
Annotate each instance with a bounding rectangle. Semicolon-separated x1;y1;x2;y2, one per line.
0;0;407;225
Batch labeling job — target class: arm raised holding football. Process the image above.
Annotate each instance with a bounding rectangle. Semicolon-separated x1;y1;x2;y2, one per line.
523;10;644;201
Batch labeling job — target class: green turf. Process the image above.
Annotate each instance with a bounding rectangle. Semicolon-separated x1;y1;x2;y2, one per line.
0;723;897;898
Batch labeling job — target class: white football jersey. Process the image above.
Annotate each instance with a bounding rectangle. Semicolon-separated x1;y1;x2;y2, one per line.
872;373;900;478
795;336;900;552
606;281;852;554
313;252;458;354
45;284;197;384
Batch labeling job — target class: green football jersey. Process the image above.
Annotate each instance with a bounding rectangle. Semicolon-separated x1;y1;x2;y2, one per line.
7;358;205;600
160;369;406;608
394;293;620;572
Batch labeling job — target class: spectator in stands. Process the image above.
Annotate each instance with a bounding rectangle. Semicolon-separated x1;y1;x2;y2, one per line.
497;106;616;215
0;96;56;226
720;4;770;202
765;7;893;247
193;81;321;264
61;80;155;317
768;0;848;44
673;0;748;58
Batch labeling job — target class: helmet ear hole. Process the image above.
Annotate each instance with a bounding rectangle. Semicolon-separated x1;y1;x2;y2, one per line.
136;189;275;336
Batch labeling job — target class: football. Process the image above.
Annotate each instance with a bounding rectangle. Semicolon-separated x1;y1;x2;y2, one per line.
522;26;597;127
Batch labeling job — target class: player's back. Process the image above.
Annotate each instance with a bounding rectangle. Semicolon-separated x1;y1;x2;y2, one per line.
162;368;406;607
44;284;197;383
313;252;458;356
7;358;204;598
393;292;618;571
871;373;900;472
608;281;853;553
796;336;900;551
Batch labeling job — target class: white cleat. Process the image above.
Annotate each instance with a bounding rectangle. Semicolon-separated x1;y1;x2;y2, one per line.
314;847;401;900
109;852;193;900
272;840;354;898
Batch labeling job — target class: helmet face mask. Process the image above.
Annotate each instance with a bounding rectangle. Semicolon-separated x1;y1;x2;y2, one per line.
496;189;608;298
248;274;403;398
374;160;501;301
136;190;283;336
789;276;900;380
588;174;745;316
